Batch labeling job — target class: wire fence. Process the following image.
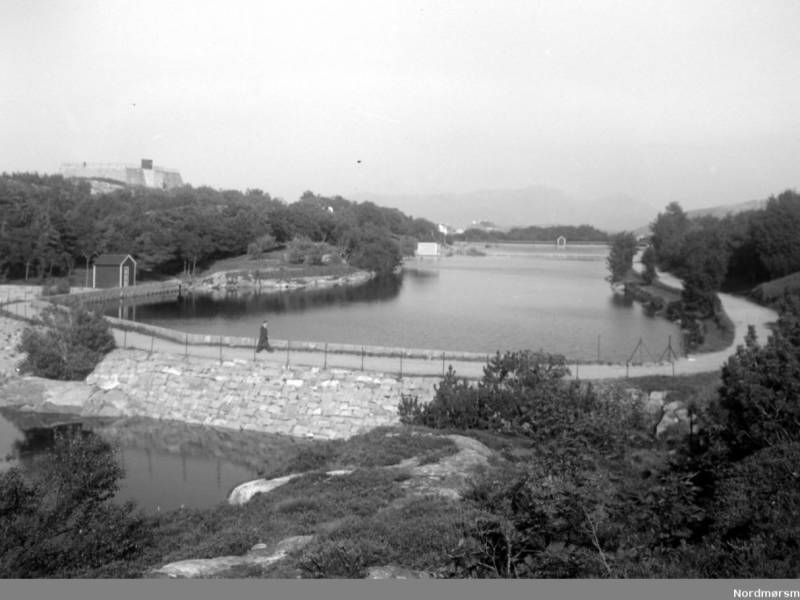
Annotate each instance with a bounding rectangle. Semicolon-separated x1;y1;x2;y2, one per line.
1;290;689;380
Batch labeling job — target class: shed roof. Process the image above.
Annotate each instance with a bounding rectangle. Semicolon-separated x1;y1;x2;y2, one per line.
94;253;136;266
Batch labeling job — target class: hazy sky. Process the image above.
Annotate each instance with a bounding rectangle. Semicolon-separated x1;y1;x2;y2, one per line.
2;0;799;209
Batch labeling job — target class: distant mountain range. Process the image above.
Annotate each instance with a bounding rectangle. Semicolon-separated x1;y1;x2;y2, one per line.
355;187;773;235
354;186;659;233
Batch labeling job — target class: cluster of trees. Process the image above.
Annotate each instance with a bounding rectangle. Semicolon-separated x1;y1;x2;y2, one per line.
398;296;800;577
605;232;639;283
651;191;800;297
0;174;440;280
452;224;609;244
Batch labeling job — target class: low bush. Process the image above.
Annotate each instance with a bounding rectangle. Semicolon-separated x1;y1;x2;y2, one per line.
17;305;115;380
40;278;70;297
293;497;473;578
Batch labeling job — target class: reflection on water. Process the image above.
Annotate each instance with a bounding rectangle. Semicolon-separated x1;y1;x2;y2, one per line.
0;408;310;512
98;246;682;361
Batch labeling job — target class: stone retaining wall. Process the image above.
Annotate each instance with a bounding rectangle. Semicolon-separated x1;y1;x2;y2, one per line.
85;349;439;440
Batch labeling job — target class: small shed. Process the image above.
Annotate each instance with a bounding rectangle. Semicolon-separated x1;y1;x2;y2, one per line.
556;236;567;248
416;242;440;258
92;254;137;288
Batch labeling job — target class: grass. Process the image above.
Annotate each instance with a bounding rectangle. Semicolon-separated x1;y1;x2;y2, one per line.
197;251;358;280
259;425;459;478
693;310;736;354
751;271;800;305
149;467;408;568
274;496;477;578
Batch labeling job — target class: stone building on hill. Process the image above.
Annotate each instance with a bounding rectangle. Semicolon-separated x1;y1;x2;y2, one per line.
60;158;183;191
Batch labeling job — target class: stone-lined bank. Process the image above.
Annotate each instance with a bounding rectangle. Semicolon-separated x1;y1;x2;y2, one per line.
84;349;439;440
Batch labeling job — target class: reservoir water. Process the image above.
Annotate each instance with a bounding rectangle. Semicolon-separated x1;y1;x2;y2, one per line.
109;244;683;362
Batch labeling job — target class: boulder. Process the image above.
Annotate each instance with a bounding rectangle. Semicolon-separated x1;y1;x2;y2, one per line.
153;535;314;578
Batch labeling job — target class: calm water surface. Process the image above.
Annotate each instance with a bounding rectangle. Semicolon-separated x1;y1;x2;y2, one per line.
0;409;308;512
111;244;682;362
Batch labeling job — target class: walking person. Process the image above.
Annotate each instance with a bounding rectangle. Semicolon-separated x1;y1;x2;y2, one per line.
256;319;273;352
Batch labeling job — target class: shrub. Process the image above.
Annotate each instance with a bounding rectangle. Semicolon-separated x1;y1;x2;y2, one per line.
246;234;278;258
285;238;337;266
0;430;152;578
40;278;70;297
17;305;115;380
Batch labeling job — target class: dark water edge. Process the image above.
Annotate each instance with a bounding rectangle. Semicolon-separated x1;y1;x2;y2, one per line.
0;408;314;513
96;250;684;362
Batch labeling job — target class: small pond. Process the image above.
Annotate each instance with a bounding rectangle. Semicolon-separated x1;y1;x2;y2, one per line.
0;408;312;513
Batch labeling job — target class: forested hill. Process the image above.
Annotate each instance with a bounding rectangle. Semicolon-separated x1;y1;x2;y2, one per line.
649;189;800;295
0;174;440;280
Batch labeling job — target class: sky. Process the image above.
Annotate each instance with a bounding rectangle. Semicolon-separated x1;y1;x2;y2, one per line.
2;0;799;210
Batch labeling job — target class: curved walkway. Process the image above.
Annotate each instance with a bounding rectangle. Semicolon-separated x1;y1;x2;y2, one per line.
0;282;780;381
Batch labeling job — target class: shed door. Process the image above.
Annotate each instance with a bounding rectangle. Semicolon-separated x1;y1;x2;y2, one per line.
122;266;130;287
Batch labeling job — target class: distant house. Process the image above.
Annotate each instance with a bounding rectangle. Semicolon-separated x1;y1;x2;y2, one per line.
556;236;567;248
415;242;441;258
92;254;137;288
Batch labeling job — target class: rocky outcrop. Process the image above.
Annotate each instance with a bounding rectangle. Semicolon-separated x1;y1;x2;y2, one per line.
152;535;314;578
188;270;373;293
228;469;353;505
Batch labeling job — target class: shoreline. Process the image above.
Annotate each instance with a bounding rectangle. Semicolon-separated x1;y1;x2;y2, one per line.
0;276;780;440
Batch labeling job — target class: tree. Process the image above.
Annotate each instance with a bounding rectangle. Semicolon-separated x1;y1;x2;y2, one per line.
716;295;800;459
650;202;689;272
606;232;638;283
640;246;657;284
0;430;151;578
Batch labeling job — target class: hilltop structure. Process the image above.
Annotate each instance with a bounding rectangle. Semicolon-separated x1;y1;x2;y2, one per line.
60;158;183;190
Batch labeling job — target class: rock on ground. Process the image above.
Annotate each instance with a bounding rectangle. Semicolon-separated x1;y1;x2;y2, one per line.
152;535;314;578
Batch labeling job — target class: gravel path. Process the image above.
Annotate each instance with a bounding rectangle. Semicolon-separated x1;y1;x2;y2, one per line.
0;280;780;381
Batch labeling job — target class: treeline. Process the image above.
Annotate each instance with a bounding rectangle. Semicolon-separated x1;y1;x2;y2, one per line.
651;190;800;294
0;174;440;279
452;224;609;243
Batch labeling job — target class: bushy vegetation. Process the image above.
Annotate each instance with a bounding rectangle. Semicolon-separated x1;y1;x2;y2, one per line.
398;321;800;578
606;232;639;283
0;174;438;281
16;305;115;380
0;431;152;578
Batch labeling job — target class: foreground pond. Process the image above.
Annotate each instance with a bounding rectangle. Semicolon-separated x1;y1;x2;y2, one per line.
0;409;312;512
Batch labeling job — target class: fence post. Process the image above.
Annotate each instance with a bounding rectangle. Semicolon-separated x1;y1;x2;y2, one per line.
286;341;290;367
323;342;328;370
442;352;445;376
123;329;127;349
253;338;257;362
184;334;188;358
626;361;629;378
219;337;223;364
361;346;365;371
575;361;579;380
149;335;154;356
399;351;404;379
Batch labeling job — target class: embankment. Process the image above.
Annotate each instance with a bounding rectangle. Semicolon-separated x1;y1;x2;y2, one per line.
81;349;438;440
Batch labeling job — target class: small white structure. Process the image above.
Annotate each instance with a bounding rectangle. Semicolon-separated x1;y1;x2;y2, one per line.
556;236;567;248
415;242;441;258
